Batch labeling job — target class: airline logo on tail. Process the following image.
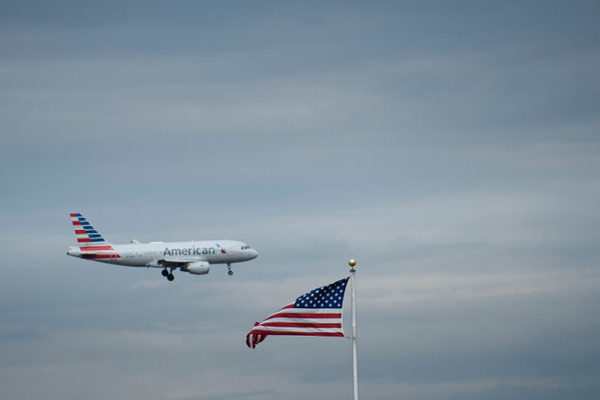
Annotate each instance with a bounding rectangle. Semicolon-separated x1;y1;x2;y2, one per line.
70;213;120;259
70;213;108;245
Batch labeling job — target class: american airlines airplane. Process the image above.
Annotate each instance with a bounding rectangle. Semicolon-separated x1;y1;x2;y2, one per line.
66;213;258;281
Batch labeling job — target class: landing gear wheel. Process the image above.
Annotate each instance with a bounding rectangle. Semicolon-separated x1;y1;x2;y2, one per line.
228;270;233;276
167;273;175;281
227;263;233;276
161;269;168;277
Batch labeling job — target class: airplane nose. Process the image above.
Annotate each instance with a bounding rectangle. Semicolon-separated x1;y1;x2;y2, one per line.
249;249;258;259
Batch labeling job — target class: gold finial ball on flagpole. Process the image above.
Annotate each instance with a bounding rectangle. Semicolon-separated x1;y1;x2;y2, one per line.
348;259;357;272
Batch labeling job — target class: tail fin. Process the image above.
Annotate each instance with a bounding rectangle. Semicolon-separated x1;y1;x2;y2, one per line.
70;213;111;246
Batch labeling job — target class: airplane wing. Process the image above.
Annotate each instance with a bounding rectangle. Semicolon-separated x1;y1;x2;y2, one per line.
157;256;204;267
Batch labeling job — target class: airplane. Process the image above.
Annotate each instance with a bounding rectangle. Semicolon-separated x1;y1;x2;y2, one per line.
66;213;258;281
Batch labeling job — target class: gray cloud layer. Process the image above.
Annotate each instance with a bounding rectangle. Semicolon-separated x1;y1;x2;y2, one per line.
1;1;600;399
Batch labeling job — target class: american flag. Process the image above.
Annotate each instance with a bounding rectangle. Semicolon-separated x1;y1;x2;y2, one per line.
246;277;349;348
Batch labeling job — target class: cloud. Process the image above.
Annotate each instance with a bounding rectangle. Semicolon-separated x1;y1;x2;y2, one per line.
1;2;600;399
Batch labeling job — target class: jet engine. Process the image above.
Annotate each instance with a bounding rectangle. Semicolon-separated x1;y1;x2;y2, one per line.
185;262;210;275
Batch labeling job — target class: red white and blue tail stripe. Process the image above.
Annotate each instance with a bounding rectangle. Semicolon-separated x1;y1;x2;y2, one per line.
70;213;109;246
70;213;120;259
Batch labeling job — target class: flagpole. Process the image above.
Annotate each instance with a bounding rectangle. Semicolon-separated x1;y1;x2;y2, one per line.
349;259;359;400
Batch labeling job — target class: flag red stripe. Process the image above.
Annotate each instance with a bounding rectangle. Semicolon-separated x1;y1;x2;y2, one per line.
77;238;92;242
72;221;82;226
260;322;342;328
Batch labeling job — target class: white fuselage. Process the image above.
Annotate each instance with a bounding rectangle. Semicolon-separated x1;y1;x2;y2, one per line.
67;239;258;268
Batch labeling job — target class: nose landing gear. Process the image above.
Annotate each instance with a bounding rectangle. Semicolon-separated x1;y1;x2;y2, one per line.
227;263;233;276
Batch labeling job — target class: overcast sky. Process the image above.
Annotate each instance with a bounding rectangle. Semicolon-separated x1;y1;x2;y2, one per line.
1;1;600;399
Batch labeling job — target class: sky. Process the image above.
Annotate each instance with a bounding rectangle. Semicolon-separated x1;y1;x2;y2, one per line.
1;1;600;399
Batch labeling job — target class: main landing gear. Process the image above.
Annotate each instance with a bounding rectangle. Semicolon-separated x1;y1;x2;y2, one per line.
227;263;233;276
162;268;175;282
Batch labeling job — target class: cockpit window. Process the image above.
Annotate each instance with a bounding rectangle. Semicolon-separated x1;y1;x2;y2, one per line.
241;245;251;250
